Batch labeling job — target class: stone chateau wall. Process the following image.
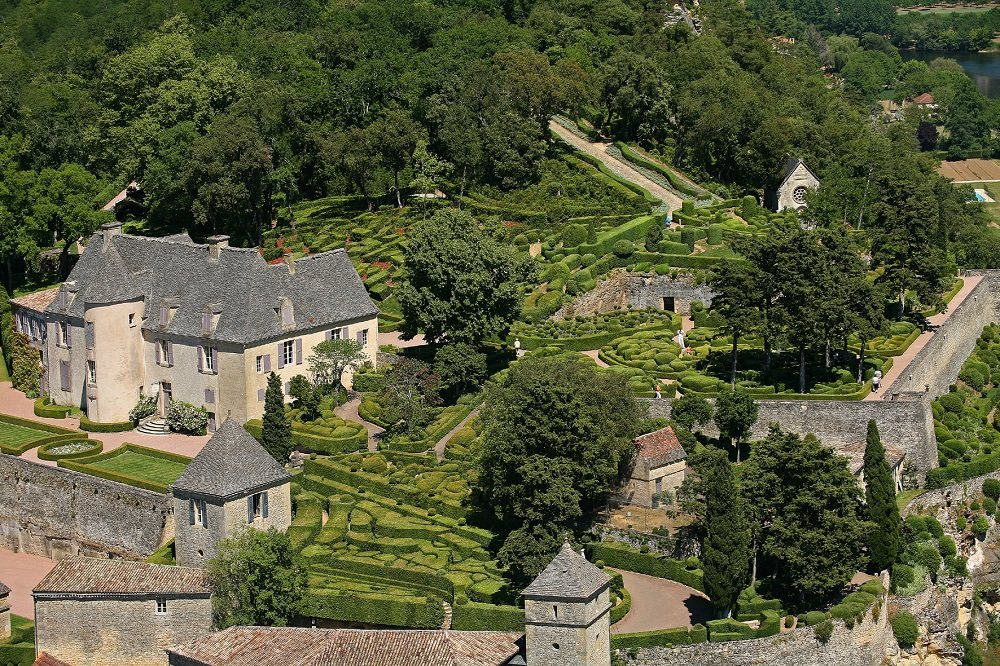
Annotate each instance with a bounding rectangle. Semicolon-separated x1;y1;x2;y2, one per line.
620;585;894;666
0;453;171;559
555;270;714;319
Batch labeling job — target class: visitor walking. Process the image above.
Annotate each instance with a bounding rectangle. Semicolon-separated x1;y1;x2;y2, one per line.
872;369;882;394
655;383;662;400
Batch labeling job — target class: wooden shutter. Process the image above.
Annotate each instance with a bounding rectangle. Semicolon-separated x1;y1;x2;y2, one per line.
284;381;290;395
211;348;218;374
201;500;208;528
65;324;72;348
188;499;195;525
166;342;174;366
59;361;70;392
295;338;303;364
205;389;214;404
257;388;266;401
356;330;364;344
202;312;210;332
155;340;161;365
262;492;269;518
263;354;271;372
325;330;332;341
247;497;254;524
85;322;94;349
198;346;204;372
277;344;285;369
159;307;167;326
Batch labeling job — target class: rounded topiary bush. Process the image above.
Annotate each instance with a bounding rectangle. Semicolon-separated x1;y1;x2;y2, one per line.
984;479;1000;501
891;610;919;648
612;239;634;258
805;611;828;626
814;619;834;644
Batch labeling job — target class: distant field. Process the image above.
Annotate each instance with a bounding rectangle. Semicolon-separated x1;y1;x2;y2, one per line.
938;159;1000;182
897;4;998;13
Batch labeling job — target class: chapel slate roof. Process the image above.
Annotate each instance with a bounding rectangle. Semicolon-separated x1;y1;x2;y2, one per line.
46;230;377;344
521;542;611;599
635;426;687;468
167;626;524;666
777;157;818;187
170;419;289;499
33;556;209;597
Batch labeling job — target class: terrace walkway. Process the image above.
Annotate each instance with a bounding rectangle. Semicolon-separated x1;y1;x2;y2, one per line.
549;121;685;212
334;396;384;452
0;547;56;618
0;381;210;467
610;569;712;634
864;275;983;400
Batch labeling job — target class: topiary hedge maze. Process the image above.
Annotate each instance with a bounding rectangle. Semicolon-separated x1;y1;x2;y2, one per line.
291;450;522;630
246;396;368;455
509;308;679;352
926;324;1000;488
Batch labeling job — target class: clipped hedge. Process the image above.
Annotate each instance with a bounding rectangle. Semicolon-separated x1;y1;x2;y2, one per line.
614;143;704;198
287;496;324;548
33;396;71;419
925;451;1000;489
245;419;367;455
319;557;456;601
0;643;34;666
586;541;704;592
0;412;77;434
451;602;524;631
0;432;83;456
302;588;444;628
36;438;103;461
58;444;190;493
707;618;756;642
611;624;708;649
611;587;632;624
79;415;134;433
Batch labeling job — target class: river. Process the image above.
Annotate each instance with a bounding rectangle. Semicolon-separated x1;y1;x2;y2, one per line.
901;50;1000;98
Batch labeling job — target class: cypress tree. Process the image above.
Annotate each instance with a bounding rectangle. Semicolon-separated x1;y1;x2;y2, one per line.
701;447;751;617
262;371;292;463
864;420;902;572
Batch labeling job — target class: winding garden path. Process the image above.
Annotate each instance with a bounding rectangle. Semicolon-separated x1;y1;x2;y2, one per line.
434;407;480;461
610;569;713;634
864;275;983;400
549;121;684;212
334;395;385;452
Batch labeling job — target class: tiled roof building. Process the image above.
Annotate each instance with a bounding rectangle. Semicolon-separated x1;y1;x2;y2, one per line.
33;556;212;666
10;223;378;426
624;426;688;508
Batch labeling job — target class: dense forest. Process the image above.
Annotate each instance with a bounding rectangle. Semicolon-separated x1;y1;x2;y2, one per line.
0;0;996;289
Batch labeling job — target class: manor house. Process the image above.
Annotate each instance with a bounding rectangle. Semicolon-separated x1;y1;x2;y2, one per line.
10;223;378;428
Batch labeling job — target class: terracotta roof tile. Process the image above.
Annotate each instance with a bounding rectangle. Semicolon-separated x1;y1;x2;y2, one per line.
33;653;74;666
167;627;524;666
914;92;935;104
635;426;686;468
10;287;60;313
33;556;210;598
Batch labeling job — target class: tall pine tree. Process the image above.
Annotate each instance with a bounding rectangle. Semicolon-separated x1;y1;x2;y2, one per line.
262;372;292;463
701;447;751;617
863;420;902;572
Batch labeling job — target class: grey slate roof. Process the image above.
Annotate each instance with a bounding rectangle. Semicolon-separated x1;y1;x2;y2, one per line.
47;231;378;344
0;580;9;596
521;543;611;599
777;157;819;187
171;419;290;499
33;556;209;597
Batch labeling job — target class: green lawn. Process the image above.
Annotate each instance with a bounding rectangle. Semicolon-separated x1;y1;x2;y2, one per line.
87;450;187;485
59;444;191;493
897;488;925;511
0;416;79;455
0;421;52;447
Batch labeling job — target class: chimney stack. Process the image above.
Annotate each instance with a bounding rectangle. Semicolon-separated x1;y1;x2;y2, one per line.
101;221;122;247
285;253;296;275
206;235;230;259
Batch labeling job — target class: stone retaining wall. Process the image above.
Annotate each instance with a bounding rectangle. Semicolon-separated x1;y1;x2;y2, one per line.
555;270;715;319
620;585;894;666
0;453;171;559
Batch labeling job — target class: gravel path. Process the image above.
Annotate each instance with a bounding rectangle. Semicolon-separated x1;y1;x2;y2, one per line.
0;547;56;618
611;569;713;634
334;395;385;452
434;407;480;461
550;121;685;212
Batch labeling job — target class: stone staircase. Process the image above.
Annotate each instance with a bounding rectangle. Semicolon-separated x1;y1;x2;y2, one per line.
137;417;170;435
441;601;452;630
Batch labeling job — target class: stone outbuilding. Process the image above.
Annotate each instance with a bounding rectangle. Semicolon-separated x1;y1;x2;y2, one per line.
765;157;820;212
624;426;687;507
838;441;907;494
0;580;10;641
32;556;212;666
522;542;613;666
170;419;292;568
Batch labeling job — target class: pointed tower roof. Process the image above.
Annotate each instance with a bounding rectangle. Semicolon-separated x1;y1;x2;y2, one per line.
83;241;144;305
522;543;611;600
171;419;289;500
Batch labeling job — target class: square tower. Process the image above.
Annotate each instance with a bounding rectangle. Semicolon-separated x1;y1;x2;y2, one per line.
522;543;612;666
170;419;292;567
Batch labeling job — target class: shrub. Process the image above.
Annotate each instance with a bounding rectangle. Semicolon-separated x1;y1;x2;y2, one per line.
611;625;705;649
34;396;71;418
562;223;588;246
892;563;914;592
973;515;989;538
451;602;524;631
613;239;635;258
924;516;944;538
859;580;885;597
891;610;919;648
165;400;208;434
805;610;829;626
586;542;704;591
986;498;997;516
958;516;967;531
814;619;834;644
706;618;755;642
984;479;1000;501
939;392;965;414
910;543;942;573
128;393;157;422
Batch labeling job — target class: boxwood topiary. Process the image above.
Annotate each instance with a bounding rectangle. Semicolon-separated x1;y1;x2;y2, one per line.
891;610;919;647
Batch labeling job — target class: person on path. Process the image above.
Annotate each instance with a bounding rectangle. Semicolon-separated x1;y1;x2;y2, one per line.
872;369;882;394
514;338;521;357
676;330;685;353
655;383;662;400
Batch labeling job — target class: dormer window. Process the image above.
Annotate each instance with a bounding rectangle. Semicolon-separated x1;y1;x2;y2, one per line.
159;301;178;327
202;305;222;335
277;297;294;328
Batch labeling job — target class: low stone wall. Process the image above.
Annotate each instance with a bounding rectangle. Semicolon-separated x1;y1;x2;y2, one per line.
903;470;1000;516
0;453;171;559
620;587;894;666
646;394;938;479
555;270;715;319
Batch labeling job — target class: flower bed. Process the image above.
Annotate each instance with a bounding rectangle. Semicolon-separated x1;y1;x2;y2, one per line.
37;439;103;461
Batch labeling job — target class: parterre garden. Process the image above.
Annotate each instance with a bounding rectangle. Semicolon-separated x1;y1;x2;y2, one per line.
58;444;191;493
289;449;523;630
0;414;87;455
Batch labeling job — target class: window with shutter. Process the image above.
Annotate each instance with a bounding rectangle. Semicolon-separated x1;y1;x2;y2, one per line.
247;497;254;524
188;499;195;525
263;354;272;372
277;343;285;369
166;342;174;366
201;499;208;528
159;307;167;326
207;412;216;433
59;361;70;392
155;340;162;364
295;338;303;364
263;492;269;518
65;324;72;348
257;388;266;401
211;348;218;374
205;389;215;404
202;312;210;333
